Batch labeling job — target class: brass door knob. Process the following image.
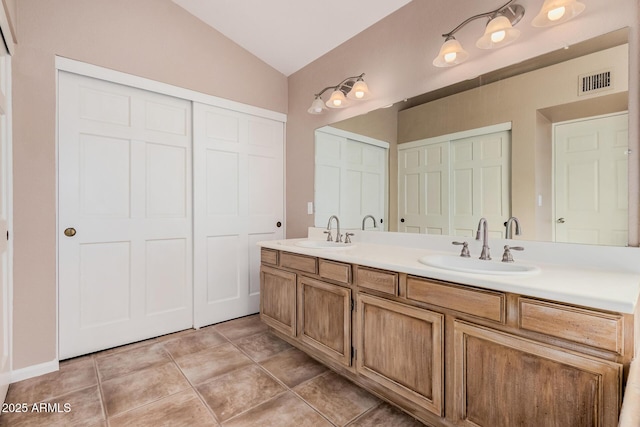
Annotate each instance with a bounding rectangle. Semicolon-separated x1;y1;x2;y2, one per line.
64;228;77;237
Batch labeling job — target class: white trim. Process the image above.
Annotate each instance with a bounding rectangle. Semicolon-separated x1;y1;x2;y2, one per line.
399;122;512;150
552;111;628;127
11;359;59;383
5;53;12;381
54;56;287;123
316;126;390;149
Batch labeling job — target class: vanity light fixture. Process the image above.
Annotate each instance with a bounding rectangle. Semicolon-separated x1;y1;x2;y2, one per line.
307;73;370;114
433;0;525;67
532;0;585;27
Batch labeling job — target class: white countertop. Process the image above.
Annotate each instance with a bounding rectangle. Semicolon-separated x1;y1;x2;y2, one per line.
258;230;640;314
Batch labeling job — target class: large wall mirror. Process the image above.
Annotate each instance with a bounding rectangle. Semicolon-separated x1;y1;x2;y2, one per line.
315;28;632;247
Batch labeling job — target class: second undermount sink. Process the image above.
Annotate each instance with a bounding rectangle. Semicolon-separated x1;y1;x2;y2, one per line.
294;240;356;250
418;255;540;276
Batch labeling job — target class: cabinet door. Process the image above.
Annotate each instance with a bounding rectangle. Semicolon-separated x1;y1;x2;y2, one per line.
260;265;296;337
357;294;444;416
453;321;622;427
298;276;352;367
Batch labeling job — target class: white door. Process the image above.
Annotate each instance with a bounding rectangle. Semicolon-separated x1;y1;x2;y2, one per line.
193;103;284;328
398;130;510;237
554;113;628;246
58;72;193;359
398;142;450;234
0;44;11;402
450;131;510;238
315;129;387;230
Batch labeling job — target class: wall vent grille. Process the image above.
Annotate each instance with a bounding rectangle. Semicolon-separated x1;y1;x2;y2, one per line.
578;70;612;96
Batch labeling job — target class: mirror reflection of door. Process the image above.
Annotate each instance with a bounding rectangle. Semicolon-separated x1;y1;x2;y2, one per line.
554;112;629;246
314;127;389;231
398;125;511;238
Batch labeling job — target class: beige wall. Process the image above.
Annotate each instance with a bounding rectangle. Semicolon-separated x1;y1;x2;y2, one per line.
12;0;287;369
286;0;640;239
397;45;629;241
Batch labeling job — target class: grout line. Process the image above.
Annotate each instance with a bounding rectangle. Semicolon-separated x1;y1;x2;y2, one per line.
163;335;223;426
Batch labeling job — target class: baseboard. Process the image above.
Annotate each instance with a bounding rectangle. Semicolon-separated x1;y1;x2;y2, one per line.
11;359;59;383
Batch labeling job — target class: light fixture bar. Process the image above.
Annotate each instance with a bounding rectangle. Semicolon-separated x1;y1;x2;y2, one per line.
441;0;522;39
433;0;525;67
308;73;370;114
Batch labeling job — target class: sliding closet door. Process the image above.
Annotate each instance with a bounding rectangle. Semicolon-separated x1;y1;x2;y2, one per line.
0;43;10;402
193;103;284;328
58;72;193;359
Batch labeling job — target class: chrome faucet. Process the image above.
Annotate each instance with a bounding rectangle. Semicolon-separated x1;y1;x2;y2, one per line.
326;215;342;243
505;216;522;239
362;214;377;230
476;217;491;260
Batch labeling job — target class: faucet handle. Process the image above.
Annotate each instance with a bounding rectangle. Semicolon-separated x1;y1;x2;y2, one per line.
324;230;333;242
452;241;470;257
502;245;524;263
345;232;355;244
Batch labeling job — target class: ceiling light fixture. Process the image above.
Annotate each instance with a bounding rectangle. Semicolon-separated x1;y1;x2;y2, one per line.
532;0;585;27
433;0;525;67
307;73;370;114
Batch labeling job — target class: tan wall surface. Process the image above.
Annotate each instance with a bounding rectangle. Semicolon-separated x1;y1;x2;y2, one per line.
13;0;287;369
286;0;639;240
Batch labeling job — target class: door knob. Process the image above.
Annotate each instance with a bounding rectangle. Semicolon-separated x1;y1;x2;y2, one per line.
64;227;77;237
556;218;566;224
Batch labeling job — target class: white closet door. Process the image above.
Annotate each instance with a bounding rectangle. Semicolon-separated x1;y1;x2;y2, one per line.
554;113;628;246
450;131;510;238
58;72;193;359
398;143;449;234
315;130;387;230
341;139;386;230
193;103;284;328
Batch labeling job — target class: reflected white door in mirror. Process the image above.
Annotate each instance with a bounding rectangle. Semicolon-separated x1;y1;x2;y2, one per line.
399;124;511;239
554;112;629;246
314;126;389;231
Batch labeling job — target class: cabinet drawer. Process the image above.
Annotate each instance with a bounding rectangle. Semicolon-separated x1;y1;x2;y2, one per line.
406;276;505;323
261;248;278;266
319;259;352;284
518;298;624;354
280;252;317;274
356;266;398;296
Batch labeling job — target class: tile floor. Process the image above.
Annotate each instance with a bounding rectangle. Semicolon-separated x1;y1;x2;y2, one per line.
0;314;427;426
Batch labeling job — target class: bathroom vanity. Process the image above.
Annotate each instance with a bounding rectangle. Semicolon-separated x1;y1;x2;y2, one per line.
258;230;640;427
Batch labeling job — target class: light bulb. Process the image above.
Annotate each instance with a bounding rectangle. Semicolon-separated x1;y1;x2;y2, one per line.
491;30;506;43
332;99;343;107
547;6;566;21
444;52;457;63
354;90;364;99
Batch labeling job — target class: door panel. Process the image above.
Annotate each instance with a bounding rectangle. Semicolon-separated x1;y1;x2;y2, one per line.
59;72;193;359
554;113;628;246
193;103;284;327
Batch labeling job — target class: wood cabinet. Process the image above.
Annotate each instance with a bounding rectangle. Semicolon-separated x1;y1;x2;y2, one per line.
453;321;622;427
298;276;352;366
357;294;444;416
260;249;632;427
260;265;296;337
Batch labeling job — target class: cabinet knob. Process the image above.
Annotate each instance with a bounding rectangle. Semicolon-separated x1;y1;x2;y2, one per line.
556;218;566;224
64;227;77;237
400;218;405;223
276;221;282;228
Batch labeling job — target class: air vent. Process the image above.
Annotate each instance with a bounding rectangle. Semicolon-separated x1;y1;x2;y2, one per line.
578;70;612;96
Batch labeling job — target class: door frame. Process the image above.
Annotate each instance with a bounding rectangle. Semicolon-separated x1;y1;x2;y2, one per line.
55;57;287;360
551;111;629;243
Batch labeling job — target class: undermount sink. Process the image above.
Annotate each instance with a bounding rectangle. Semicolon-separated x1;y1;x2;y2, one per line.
418;255;540;276
294;240;356;250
